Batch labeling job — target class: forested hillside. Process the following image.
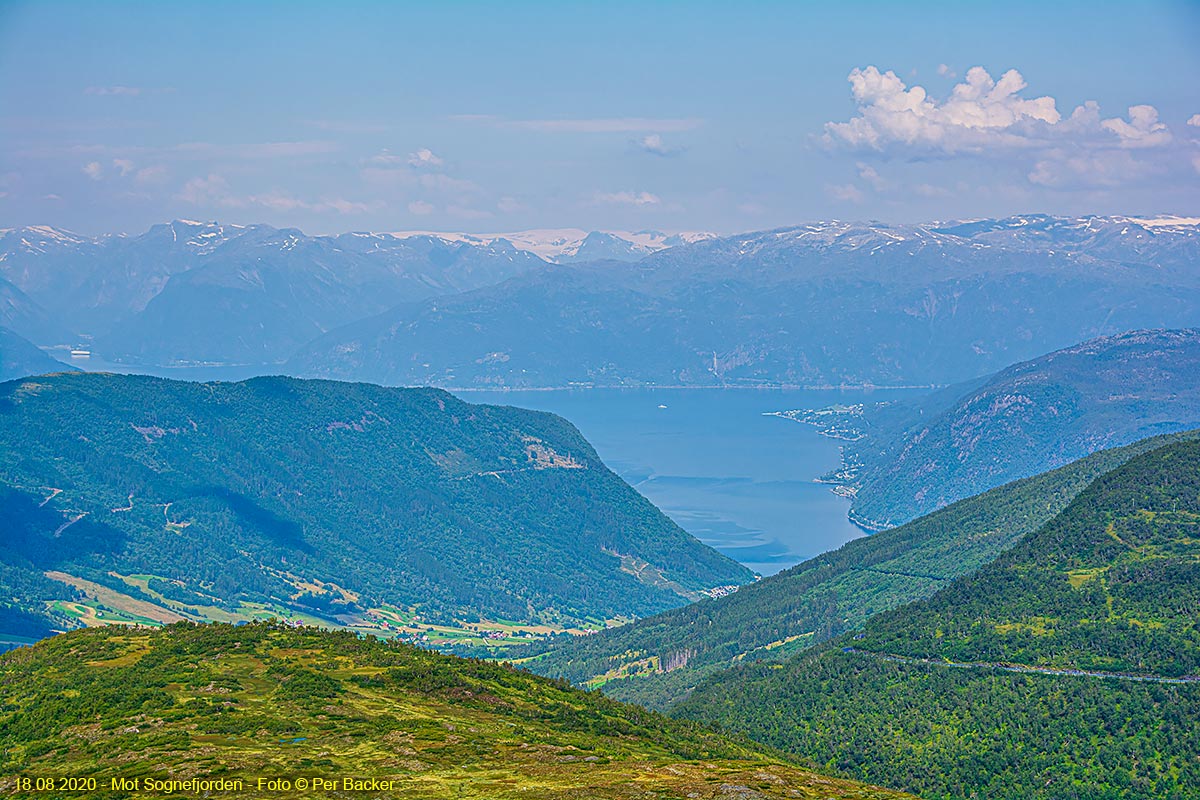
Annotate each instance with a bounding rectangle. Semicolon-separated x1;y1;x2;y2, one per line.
675;439;1200;800
522;430;1199;709
0;623;913;800
830;328;1200;528
0;373;749;643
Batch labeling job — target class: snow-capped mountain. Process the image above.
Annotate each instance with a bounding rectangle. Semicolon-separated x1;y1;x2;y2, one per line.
5;214;1199;375
385;228;717;263
0;221;553;361
291;214;1200;389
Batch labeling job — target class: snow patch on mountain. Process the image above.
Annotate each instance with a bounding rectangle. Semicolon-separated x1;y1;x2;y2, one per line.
384;228;716;263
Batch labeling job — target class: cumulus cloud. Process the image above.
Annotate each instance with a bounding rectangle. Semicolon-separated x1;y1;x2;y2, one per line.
937;64;956;78
112;158;135;176
1188;114;1200;128
595;190;661;206
1100;105;1171;148
824;64;1185;190
407;148;444;168
825;66;1063;153
633;134;683;156
82;161;103;180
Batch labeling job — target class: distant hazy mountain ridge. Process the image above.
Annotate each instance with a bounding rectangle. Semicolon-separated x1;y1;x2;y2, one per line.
0;220;552;363
0;327;75;382
7;215;1199;384
292;214;1200;389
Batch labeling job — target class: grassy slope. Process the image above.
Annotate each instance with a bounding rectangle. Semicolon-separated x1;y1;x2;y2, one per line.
674;440;1200;800
522;429;1199;709
0;623;912;800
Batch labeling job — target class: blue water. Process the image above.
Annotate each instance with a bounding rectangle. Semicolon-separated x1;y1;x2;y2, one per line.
462;388;920;576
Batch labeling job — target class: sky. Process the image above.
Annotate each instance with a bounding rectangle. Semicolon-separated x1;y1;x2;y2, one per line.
2;0;1199;236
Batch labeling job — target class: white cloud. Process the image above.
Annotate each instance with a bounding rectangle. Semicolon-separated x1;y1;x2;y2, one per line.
595;190;661;206
1187;114;1200;128
937;64;956;78
363;150;407;167
913;183;953;198
112;158;135;176
857;162;887;191
446;204;492;220
177;174;229;205
407;200;435;215
1100;105;1171;148
305;119;390;134
491;117;703;133
173;141;339;158
82;161;103;180
825;66;1062;153
135;165;169;185
241;192;374;214
407;148;444;168
824;64;1186;191
827;183;864;203
1028;149;1151;188
85;86;144;96
634;134;683;156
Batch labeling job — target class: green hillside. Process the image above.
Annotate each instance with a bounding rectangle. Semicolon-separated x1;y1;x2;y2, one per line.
675;439;1200;800
0;623;912;800
521;430;1199;709
0;373;750;646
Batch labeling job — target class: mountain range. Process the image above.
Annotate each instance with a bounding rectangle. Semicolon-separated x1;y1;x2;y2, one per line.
5;215;1200;389
0;221;549;364
386;227;716;263
291;214;1200;388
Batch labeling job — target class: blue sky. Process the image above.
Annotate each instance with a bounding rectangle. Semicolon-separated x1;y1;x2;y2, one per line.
2;0;1199;235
